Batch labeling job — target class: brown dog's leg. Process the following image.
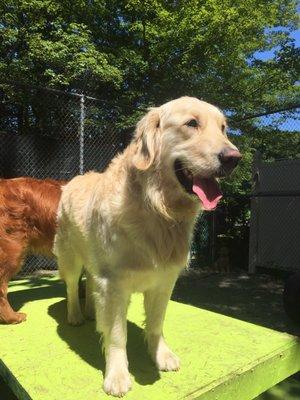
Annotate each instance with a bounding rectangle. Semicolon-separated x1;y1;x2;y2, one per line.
0;279;27;324
0;241;26;324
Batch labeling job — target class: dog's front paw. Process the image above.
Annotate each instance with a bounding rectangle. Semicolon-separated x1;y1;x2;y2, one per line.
155;350;180;371
103;370;132;397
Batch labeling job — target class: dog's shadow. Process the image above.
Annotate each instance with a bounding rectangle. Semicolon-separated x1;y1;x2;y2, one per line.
47;299;160;386
7;278;64;315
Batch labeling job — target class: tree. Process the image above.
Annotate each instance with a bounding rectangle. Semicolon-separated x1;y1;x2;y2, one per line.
1;0;299;116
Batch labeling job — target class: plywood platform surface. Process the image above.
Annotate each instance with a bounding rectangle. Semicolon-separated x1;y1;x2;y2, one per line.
1;277;300;400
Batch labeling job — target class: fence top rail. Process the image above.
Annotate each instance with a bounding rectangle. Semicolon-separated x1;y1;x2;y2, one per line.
1;81;299;122
230;104;300;122
0;81;149;112
221;192;300;200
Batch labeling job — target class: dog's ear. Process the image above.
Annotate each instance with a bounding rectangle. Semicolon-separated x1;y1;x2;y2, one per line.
132;107;161;170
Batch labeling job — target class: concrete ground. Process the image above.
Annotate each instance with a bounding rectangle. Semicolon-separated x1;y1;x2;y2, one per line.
172;269;300;400
173;269;300;336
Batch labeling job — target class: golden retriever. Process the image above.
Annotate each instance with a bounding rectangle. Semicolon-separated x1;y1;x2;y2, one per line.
53;96;241;396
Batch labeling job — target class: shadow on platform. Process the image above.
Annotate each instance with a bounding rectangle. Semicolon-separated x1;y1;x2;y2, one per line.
47;299;160;387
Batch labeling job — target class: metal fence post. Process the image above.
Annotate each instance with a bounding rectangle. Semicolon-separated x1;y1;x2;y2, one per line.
248;151;261;274
79;94;85;175
210;211;217;266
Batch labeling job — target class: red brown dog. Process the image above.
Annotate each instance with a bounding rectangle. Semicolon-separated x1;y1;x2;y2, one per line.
0;177;65;324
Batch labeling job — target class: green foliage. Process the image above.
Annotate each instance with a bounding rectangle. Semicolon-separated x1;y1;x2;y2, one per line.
0;0;299;112
0;0;122;88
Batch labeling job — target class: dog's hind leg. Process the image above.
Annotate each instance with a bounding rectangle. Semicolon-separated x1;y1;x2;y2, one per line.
57;252;84;326
0;241;27;324
84;270;95;320
144;272;180;371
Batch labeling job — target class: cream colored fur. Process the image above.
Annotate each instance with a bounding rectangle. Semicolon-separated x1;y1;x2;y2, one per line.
53;96;239;397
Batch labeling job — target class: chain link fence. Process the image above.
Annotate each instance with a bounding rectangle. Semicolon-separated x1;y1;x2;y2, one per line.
0;82;299;275
0;83;133;275
0;85;132;180
248;154;300;273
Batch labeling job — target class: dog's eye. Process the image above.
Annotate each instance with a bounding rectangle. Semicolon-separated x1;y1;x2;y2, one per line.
186;119;199;128
221;124;226;132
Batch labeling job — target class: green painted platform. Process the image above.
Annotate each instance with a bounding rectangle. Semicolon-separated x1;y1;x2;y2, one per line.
1;277;300;400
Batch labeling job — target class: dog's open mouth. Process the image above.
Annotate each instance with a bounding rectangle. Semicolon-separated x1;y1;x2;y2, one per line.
174;159;223;210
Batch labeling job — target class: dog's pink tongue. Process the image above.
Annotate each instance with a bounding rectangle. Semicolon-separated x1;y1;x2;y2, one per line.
192;178;223;210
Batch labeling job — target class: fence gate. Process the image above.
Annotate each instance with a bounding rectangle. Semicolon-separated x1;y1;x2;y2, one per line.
249;152;300;273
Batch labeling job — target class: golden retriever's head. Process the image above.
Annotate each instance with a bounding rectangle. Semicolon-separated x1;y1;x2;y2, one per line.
133;96;241;211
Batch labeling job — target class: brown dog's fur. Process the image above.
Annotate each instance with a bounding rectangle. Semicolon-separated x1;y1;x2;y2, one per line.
0;177;65;324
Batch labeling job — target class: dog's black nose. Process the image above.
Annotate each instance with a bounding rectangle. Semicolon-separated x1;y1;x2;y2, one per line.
218;148;242;172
